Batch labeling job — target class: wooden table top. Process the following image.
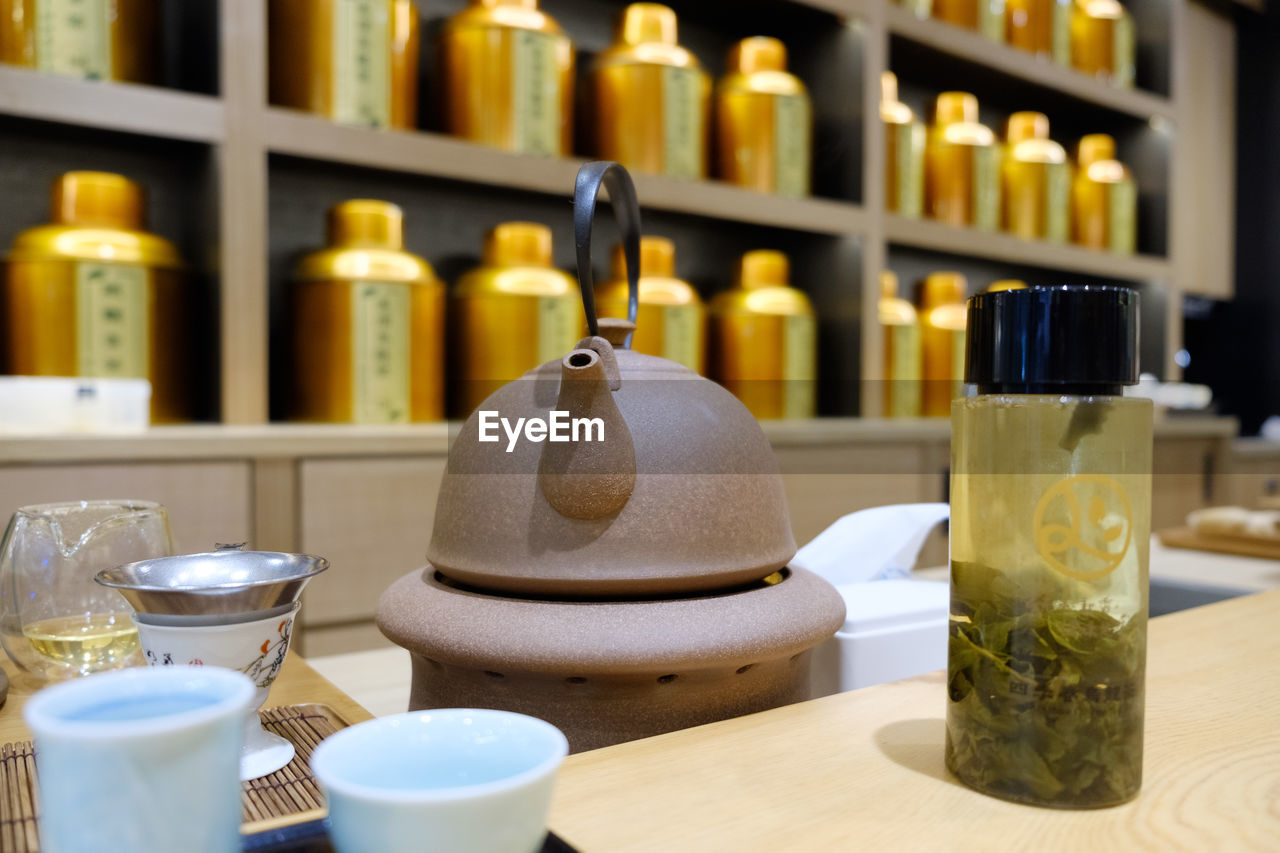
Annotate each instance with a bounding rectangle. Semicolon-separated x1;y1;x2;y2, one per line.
0;651;372;745
547;589;1280;852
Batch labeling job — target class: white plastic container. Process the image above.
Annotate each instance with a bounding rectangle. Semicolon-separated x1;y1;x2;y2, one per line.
0;376;150;434
810;578;949;698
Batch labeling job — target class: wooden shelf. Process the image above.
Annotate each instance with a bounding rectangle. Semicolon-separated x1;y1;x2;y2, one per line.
884;4;1175;120
0;66;223;143
885;214;1173;280
263;108;867;237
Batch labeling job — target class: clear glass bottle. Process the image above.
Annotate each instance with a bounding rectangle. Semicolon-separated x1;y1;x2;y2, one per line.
595;236;705;373
714;37;812;198
879;271;922;418
1071;133;1136;254
1002;111;1069;243
932;0;1006;41
591;3;709;180
925;92;1000;230
947;285;1151;809
3;171;189;422
1071;0;1135;88
290;200;444;424
1005;0;1072;65
882;72;925;219
709;250;815;420
919;272;968;418
440;0;575;156
451;222;581;417
268;0;421;129
0;0;158;82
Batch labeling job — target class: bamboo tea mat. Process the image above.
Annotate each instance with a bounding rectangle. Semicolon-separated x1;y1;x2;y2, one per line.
0;703;349;853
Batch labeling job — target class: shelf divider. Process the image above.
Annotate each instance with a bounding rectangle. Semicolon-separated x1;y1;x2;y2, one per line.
885;214;1173;280
262;108;869;237
0;66;224;142
884;4;1175;120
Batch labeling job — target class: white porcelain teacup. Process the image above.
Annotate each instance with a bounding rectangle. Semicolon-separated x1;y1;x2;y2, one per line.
133;602;299;780
310;709;569;853
23;665;254;853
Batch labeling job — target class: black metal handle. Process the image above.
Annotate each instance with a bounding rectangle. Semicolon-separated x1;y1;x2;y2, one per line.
573;161;642;347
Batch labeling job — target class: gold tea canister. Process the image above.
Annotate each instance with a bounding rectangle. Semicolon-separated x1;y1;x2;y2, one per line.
268;0;421;129
290;200;444;424
3;171;188;421
591;3;709;180
714;37;811;197
451;222;582;417
596;236;704;373
0;0;159;82
709;249;816;420
440;0;575;156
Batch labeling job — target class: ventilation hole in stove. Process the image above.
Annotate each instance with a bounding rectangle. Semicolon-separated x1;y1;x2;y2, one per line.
565;677;587;685
483;670;505;679
736;664;755;675
657;674;678;684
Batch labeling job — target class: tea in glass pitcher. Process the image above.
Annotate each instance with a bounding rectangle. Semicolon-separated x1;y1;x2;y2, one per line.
0;500;173;680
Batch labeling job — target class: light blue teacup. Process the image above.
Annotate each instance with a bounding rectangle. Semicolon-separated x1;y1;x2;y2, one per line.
23;665;254;853
310;708;569;853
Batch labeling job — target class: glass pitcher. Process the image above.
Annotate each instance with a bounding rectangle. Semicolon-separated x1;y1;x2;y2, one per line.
0;501;173;680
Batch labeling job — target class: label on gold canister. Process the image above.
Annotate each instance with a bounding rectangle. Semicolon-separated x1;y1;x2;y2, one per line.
894;122;925;219
971;145;1000;231
978;0;1004;42
887;323;922;418
773;95;811;198
351;281;410;424
1112;15;1135;89
36;0;110;79
536;295;578;364
1044;160;1070;243
333;0;391;128
660;304;701;372
951;326;967;383
1052;0;1071;66
512;30;561;156
661;66;702;181
1108;179;1137;255
75;262;147;378
782;313;816;418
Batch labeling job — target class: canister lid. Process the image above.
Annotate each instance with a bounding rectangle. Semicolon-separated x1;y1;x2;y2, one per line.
328;199;404;249
619;2;677;45
880;270;900;300
965;285;1140;393
484;222;553;267
611;235;675;279
736;249;789;289
729;37;787;74
880;72;913;123
1077;133;1117;166
934;92;978;125
1006;111;1050;143
918;272;967;310
52;171;144;229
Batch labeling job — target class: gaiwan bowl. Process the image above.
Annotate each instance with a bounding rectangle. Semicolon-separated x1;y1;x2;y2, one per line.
132;604;299;780
96;548;327;780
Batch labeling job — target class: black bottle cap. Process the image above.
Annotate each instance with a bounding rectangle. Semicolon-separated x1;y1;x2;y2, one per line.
965;285;1140;395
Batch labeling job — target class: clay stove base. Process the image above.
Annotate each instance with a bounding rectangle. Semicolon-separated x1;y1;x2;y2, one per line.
377;565;845;753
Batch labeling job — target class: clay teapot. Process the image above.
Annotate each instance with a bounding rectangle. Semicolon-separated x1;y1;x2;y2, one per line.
430;162;795;596
378;163;844;752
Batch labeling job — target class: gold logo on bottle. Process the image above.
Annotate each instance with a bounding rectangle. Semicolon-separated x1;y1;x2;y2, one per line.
1033;474;1133;581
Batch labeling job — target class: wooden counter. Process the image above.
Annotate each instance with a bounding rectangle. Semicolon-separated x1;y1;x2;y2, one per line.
0;652;370;746
545;589;1280;852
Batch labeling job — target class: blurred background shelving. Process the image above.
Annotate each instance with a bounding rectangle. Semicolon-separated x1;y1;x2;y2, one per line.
0;0;1238;424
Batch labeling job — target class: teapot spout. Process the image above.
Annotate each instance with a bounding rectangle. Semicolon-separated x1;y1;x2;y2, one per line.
537;342;636;520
